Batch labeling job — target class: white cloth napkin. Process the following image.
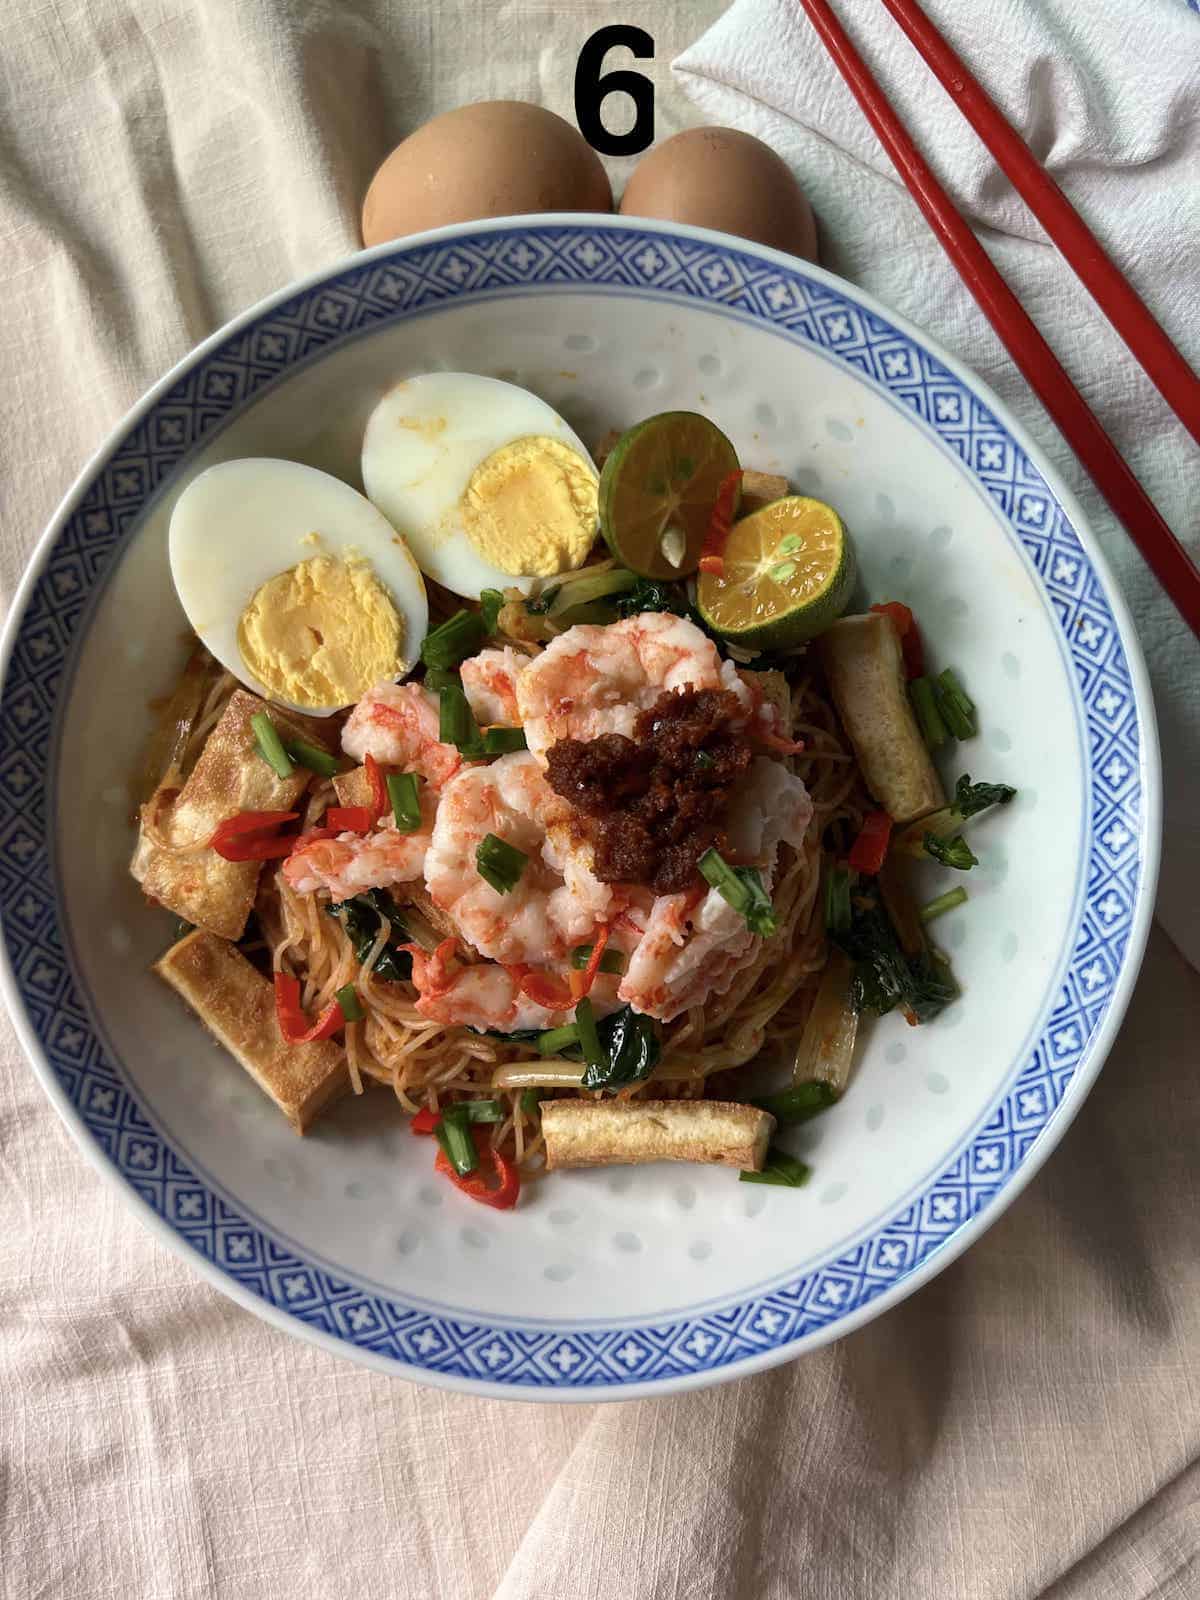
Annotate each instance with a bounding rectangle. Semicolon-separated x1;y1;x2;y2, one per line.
675;0;1200;968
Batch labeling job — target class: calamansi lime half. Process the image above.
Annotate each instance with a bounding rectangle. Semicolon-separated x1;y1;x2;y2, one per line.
696;495;855;650
599;412;740;579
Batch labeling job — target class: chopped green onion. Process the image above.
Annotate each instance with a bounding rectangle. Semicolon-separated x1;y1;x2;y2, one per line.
573;996;606;1074
424;665;460;693
462;1098;504;1123
919;885;969;923
951;774;1016;818
422;609;487;671
909;678;947;749
923;833;978;871
751;1081;839;1124
934;667;976;739
476;832;529;894
739;1148;812;1187
435;1107;478;1176
335;983;365;1023
537;1024;580;1057
823;863;852;935
938;668;976;733
483;726;528;755
694;750;715;770
285;738;340;777
698;847;778;938
569;943;626;975
439;680;484;756
387;771;422;833
480;589;505;633
251;712;295;779
519;1088;543;1117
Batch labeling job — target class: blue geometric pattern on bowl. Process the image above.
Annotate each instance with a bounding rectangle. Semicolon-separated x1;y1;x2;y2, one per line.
0;225;1145;1389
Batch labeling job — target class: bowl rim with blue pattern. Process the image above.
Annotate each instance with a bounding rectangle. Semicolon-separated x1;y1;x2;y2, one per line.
0;215;1161;1399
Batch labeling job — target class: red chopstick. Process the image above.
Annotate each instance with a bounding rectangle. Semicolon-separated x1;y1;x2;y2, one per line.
881;0;1200;450
795;0;1200;639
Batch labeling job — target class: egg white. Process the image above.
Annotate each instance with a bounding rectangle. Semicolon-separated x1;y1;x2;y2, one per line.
168;457;428;715
360;373;598;599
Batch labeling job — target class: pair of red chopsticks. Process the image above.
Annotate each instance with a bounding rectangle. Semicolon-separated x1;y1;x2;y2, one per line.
796;0;1200;638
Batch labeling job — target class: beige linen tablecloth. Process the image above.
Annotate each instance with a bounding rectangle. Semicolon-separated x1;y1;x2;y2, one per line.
2;4;1198;1596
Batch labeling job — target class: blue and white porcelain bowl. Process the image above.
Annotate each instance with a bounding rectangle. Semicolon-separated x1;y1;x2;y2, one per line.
0;217;1159;1399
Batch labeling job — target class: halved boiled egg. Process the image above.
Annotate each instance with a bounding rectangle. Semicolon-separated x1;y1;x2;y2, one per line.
168;458;428;715
361;373;599;599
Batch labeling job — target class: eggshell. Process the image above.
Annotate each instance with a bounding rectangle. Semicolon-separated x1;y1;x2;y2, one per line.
362;102;613;247
619;127;818;261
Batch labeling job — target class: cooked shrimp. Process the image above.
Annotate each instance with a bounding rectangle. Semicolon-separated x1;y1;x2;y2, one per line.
424;751;613;964
460;646;526;726
408;954;567;1031
620;889;756;1022
285;782;439;899
283;815;433;899
516;612;755;758
618;757;813;1021
409;945;620;1031
341;681;461;788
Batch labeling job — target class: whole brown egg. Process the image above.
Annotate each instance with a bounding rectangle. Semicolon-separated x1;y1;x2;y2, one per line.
619;127;817;261
361;102;613;247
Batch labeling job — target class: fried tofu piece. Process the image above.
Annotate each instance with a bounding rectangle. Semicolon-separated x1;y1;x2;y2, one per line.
820;612;944;824
740;469;790;515
333;765;374;810
132;690;324;940
155;930;347;1134
541;1099;775;1172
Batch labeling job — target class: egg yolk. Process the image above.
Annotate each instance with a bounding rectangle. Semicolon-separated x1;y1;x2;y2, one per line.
460;435;597;576
237;555;402;709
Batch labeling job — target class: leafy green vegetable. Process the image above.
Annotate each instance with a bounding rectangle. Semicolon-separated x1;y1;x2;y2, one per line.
325;888;412;983
579;1004;661;1092
923;832;979;870
480;589;505;633
952;774;1017;818
520;1088;543;1117
739;1148;812;1187
893;774;1018;859
613;577;690;618
831;892;957;1024
751;1081;839;1124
